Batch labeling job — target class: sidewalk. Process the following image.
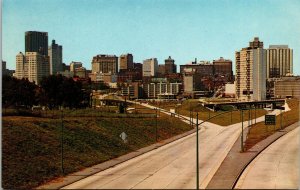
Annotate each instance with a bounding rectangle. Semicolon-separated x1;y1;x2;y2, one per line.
206;121;299;189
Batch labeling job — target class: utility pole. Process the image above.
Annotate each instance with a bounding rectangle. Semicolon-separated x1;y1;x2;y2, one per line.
196;112;199;190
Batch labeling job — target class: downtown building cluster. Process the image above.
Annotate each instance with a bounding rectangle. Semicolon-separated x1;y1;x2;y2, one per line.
10;31;299;100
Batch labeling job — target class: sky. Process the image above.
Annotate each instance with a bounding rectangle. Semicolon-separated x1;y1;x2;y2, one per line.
2;0;300;75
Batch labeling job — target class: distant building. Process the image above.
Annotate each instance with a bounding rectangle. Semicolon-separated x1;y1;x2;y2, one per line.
25;31;48;56
224;83;236;98
274;76;300;99
57;70;74;78
117;69;142;83
180;61;214;77
75;67;87;78
48;40;63;75
15;52;27;79
2;60;6;71
70;61;83;72
119;54;133;71
142;82;182;99
157;64;165;76
2;60;14;76
235;37;266;101
165;56;176;74
26;52;50;84
15;31;50;84
143;58;158;77
121;82;143;99
213;57;233;81
62;63;70;71
267;45;293;78
89;72;117;83
183;74;203;93
92;54;118;74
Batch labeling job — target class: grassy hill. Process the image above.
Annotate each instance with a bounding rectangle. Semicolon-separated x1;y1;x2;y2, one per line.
2;111;192;189
244;98;299;150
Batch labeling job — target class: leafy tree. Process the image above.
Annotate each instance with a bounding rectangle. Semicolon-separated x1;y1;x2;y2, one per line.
39;75;89;109
2;76;37;108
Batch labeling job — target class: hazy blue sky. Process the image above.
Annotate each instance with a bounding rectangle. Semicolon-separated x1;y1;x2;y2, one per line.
2;0;300;74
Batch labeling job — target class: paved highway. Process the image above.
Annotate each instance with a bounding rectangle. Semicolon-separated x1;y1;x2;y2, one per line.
235;126;299;189
63;103;284;189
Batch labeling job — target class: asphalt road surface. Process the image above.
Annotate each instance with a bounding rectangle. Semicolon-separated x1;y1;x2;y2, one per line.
63;103;283;189
235;126;299;189
63;122;241;189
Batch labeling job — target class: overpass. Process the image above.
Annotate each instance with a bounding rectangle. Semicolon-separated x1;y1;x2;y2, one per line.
203;99;285;111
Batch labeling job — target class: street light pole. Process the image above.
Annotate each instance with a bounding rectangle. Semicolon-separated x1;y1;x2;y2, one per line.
280;109;283;130
155;108;158;142
61;109;64;174
231;110;232;124
196;112;199;190
190;101;192;126
255;105;257;124
241;109;244;152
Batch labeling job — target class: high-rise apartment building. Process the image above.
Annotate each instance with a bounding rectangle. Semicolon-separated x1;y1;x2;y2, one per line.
143;58;158;77
15;52;27;79
235;37;267;101
92;54;118;74
25;31;48;56
48;40;63;75
119;54;133;71
266;45;293;78
165;56;176;74
26;52;50;84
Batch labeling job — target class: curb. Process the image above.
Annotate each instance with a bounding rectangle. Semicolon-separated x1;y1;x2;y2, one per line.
232;122;299;189
206;121;299;189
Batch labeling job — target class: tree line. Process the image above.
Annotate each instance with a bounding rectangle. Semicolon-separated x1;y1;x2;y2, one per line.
2;75;108;110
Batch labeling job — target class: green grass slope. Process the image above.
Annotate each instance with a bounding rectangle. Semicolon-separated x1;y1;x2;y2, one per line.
2;114;192;189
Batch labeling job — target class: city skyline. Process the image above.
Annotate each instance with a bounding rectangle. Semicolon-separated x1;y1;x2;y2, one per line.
3;0;300;75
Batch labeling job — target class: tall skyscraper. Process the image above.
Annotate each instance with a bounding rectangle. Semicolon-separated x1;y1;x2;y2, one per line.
119;54;133;71
15;31;50;84
25;31;48;56
235;37;267;101
48;40;63;75
142;58;158;77
165;56;176;74
92;54;118;74
266;45;293;78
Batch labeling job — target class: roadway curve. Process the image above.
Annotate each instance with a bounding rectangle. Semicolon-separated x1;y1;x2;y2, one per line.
62;103;284;189
235;126;299;189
